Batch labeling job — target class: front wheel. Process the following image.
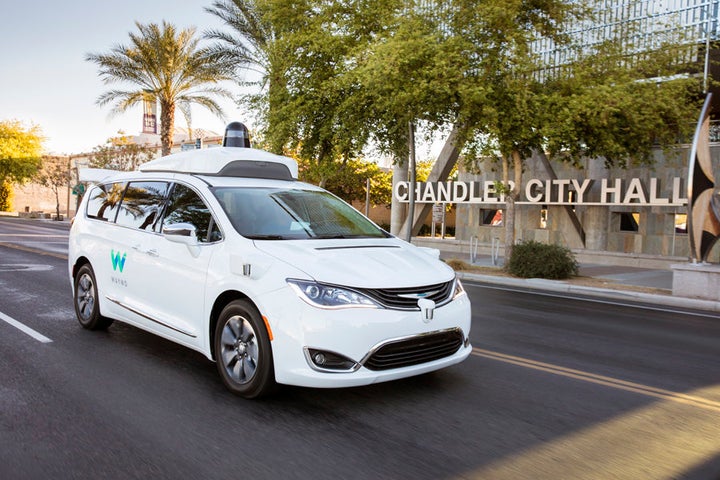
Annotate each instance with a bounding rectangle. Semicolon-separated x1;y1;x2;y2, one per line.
214;300;275;398
73;264;113;330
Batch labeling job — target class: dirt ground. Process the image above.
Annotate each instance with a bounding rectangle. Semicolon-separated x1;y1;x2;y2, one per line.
448;262;672;296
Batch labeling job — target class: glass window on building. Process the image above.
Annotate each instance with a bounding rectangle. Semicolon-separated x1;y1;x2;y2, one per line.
480;209;503;226
540;206;548;229
674;213;688;234
619;212;640;232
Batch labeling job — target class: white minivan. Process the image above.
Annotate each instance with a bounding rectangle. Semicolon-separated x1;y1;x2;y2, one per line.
69;135;471;398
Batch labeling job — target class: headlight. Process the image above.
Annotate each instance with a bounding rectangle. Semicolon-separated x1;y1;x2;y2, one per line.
453;278;466;299
287;279;380;309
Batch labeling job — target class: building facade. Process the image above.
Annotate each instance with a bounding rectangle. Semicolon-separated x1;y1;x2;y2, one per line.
451;143;720;261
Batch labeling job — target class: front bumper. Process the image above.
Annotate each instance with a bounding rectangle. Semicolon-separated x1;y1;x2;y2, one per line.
255;286;472;388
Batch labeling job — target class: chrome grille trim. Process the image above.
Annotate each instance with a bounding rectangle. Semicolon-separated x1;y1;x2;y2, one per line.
357;280;455;311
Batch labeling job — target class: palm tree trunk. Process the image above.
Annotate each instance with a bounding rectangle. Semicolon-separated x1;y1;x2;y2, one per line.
160;99;175;156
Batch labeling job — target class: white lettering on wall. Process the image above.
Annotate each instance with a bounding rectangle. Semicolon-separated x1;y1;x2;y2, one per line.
393;177;686;206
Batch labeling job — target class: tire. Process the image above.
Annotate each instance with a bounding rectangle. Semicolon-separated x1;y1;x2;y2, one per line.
214;300;275;398
73;264;113;330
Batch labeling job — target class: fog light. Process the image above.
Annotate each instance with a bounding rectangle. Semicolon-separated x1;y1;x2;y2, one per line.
306;348;358;371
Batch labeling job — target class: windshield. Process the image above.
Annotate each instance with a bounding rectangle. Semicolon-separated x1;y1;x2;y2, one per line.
212;187;389;240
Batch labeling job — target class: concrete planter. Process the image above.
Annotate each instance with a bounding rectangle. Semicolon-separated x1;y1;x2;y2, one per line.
672;263;720;301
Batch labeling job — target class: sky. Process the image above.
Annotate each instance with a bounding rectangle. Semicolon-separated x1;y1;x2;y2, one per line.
0;1;252;155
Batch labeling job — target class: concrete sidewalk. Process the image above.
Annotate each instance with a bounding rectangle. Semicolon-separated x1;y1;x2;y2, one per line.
461;253;674;291
438;251;720;314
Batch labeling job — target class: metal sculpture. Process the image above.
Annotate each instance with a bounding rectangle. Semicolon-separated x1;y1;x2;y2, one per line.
687;93;719;263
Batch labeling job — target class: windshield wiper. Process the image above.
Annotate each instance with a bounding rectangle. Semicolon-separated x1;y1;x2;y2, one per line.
248;234;287;240
313;234;381;239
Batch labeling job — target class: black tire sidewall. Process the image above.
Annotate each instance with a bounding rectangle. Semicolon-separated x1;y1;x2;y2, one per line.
214;300;275;398
73;264;111;330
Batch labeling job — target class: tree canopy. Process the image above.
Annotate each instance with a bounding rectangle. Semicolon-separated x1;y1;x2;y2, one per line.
87;21;235;156
207;0;704;247
34;156;72;220
88;133;157;171
0;120;44;184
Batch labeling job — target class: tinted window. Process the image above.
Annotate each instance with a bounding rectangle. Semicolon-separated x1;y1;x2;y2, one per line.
163;184;222;243
86;182;126;222
115;181;169;231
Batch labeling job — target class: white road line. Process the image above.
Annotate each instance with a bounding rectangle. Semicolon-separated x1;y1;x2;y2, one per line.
0;311;52;343
0;234;68;237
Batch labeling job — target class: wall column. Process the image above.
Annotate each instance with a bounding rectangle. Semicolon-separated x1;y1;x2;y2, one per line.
584;158;610;250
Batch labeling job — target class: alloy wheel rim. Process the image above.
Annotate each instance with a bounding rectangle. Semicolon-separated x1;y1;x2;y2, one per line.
220;315;259;385
76;273;95;321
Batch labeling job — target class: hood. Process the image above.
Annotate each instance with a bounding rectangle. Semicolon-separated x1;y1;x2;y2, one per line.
254;237;455;288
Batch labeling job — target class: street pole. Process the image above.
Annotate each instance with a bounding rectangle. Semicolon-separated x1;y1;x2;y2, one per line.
406;121;416;243
365;178;370;217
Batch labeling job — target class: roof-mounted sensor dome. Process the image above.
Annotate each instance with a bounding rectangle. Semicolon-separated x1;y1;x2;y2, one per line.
138;145;298;179
223;121;251;148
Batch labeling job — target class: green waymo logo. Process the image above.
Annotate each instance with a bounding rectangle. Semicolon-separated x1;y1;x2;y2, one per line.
111;250;127;272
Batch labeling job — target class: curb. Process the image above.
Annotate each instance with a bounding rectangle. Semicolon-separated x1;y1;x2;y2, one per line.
456;272;720;314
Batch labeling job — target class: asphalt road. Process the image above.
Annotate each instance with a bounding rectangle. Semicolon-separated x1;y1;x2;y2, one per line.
1;217;719;480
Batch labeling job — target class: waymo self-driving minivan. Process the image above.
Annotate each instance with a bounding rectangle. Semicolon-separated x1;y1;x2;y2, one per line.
69;126;471;398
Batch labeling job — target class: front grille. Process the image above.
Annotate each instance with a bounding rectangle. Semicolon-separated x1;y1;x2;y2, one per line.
360;280;454;310
363;329;464;371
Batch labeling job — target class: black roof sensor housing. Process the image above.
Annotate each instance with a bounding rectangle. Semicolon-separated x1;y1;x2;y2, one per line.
223;122;251;148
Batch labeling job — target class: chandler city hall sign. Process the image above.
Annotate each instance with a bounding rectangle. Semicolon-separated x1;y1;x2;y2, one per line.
394;177;688;206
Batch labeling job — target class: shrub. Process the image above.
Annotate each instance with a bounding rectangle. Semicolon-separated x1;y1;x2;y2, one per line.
0;181;14;212
506;241;578;279
445;258;470;270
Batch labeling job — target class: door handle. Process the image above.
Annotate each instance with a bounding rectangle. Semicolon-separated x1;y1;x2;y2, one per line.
132;244;158;257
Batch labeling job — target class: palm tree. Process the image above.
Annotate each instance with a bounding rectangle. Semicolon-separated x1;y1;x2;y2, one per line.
204;0;290;153
87;21;235;156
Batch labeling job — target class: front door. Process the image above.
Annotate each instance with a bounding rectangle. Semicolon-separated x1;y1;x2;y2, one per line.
128;182;222;347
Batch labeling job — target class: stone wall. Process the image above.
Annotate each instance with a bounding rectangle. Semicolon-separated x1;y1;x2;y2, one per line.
455;144;720;261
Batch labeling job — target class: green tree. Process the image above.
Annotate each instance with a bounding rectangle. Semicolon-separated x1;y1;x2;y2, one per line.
87;21;235;156
0;120;44;212
341;3;464;159
298;156;392;205
205;0;291;154
89;133;157;171
34;156;72;220
447;0;699;259
208;0;702;257
207;0;458;189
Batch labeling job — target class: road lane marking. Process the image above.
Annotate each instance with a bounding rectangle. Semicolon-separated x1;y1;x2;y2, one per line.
472;347;720;413
0;242;68;260
0;264;54;272
0;311;52;343
0;234;68;237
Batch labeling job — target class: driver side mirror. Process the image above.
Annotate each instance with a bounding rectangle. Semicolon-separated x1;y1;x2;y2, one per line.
163;222;199;247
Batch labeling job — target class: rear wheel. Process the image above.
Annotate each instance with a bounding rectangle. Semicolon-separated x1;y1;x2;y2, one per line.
73;264;113;330
214;300;275;398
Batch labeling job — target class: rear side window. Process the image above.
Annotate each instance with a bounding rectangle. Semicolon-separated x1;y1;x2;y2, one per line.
86;182;126;222
163;184;222;243
115;181;169;232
